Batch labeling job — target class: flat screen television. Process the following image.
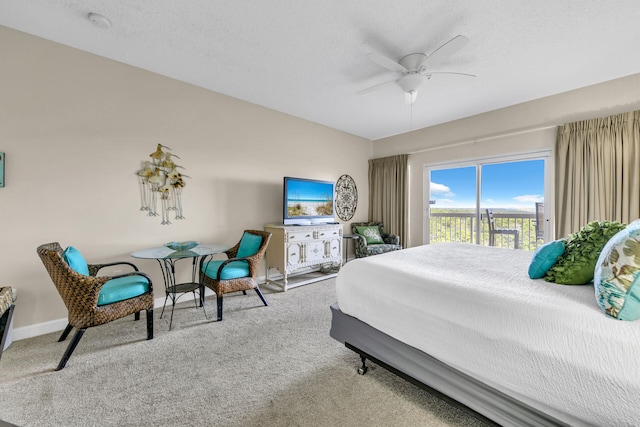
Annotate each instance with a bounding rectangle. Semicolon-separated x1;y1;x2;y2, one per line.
283;177;335;225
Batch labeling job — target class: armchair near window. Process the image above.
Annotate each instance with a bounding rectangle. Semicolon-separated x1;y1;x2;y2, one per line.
351;221;402;258
37;242;154;370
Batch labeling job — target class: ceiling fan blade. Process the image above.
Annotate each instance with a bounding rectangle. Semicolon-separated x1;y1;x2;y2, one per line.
426;71;476;78
423;35;470;67
356;78;397;95
366;52;408;73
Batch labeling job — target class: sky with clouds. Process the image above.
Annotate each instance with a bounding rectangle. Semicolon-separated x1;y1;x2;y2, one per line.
429;159;544;211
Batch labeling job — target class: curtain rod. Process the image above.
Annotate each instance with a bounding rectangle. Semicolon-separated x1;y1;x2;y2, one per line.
407;125;557;155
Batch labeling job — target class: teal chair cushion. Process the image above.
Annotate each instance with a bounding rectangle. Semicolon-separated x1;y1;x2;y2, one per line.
97;276;150;306
202;260;250;280
62;246;90;276
236;232;263;258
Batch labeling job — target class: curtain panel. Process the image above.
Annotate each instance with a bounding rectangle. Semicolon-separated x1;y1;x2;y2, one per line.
555;110;640;237
368;154;408;247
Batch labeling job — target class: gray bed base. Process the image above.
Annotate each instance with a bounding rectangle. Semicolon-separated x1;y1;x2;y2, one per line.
330;303;568;427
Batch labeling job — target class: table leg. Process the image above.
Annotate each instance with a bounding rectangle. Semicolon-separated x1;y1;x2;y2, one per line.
343;240;348;264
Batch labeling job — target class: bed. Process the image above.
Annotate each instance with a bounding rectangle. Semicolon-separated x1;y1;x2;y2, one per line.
330;243;640;426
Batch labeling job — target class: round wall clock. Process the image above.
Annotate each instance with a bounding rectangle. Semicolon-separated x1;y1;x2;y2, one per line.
335;174;358;221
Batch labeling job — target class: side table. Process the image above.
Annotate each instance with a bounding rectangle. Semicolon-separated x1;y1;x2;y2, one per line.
342;234;359;264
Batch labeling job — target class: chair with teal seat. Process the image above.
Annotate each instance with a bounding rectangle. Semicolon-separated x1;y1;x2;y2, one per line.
0;286;16;361
37;242;154;370
200;230;271;321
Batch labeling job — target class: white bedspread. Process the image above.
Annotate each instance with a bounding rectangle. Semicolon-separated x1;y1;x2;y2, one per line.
336;243;640;426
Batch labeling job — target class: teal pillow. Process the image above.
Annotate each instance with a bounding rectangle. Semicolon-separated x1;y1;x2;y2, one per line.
528;240;566;279
98;275;150;306
236;232;263;258
356;226;384;245
201;260;250;280
594;219;640;320
62;246;90;276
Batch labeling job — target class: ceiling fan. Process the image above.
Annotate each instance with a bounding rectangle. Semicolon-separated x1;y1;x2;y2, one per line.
358;35;475;104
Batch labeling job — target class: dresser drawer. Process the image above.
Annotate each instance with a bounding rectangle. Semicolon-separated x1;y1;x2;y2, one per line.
317;228;341;239
286;230;315;242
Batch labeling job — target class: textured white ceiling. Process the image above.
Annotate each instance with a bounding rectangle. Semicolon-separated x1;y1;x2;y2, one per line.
2;1;640;140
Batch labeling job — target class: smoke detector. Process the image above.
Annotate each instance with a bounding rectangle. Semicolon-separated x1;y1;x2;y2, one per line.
88;13;111;29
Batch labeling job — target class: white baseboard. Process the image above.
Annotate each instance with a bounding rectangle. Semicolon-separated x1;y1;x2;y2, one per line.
11;294;193;342
10;277;269;342
12;317;68;342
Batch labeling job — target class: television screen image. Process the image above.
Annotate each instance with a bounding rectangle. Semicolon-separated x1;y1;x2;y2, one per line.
283;177;335;225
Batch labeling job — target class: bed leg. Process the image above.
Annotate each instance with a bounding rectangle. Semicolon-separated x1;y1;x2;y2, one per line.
358;355;369;375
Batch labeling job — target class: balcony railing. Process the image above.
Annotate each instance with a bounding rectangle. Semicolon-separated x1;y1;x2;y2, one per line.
429;211;542;251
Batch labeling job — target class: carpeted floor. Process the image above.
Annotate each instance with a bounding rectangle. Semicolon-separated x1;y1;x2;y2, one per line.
0;279;488;426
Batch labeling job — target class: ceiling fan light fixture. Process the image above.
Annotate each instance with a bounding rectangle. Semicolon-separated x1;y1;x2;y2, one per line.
397;74;427;93
405;90;418;104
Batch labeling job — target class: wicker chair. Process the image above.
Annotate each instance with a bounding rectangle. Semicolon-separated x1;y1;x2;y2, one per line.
200;230;271;321
351;221;402;258
37;242;154;370
0;286;16;361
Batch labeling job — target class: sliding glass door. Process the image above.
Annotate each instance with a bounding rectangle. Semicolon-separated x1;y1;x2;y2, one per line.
480;160;545;249
428;154;547;250
428;165;478;245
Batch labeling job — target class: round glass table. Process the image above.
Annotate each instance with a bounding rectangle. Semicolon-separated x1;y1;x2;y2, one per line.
131;243;229;329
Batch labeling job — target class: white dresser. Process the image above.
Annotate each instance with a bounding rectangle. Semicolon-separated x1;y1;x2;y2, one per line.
265;223;343;291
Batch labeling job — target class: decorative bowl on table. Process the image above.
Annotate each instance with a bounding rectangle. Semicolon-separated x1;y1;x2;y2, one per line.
164;241;199;252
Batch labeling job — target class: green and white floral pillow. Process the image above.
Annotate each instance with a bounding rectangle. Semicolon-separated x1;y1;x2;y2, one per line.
594;219;640;320
356;226;384;245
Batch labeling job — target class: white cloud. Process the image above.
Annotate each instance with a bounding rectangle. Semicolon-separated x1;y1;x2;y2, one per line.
513;194;544;203
432;198;456;205
430;182;455;198
484;203;536;212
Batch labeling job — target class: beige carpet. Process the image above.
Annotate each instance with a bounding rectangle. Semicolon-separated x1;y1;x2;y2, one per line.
0;279;488;427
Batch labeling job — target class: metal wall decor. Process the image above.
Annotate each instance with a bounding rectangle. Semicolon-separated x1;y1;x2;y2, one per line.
136;144;188;225
335;174;357;221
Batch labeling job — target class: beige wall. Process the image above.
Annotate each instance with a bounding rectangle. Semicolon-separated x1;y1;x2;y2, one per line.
373;73;640;248
0;26;372;335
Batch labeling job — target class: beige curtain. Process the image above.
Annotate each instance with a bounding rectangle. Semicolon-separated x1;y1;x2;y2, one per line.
555;110;640;237
368;154;408;246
